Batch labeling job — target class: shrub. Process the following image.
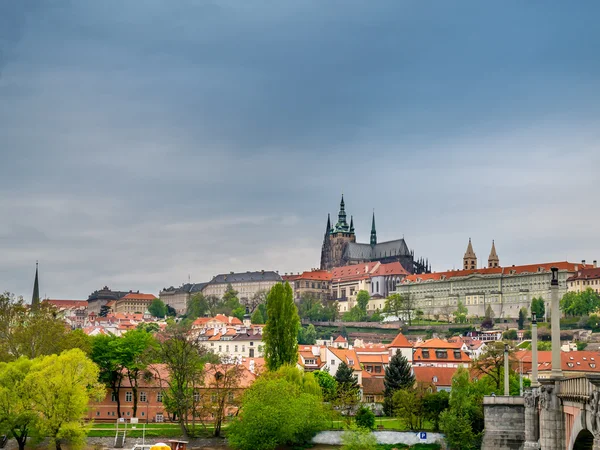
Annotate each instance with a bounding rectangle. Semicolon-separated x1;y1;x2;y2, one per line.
355;405;376;430
341;424;377;450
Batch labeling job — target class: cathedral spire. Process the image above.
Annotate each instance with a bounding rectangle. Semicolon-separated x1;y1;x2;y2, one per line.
370;211;377;246
32;261;40;311
326;213;331;234
463;238;477;270
349;215;354;233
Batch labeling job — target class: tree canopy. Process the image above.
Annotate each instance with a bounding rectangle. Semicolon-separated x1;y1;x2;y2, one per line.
560;289;600;317
148;298;167;318
383;349;415;415
530;297;545;320
263;283;300;371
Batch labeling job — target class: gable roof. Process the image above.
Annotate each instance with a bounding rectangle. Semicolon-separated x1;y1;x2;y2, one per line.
121;292;157;301
209;271;282;284
415;338;461;349
413;366;457;387
388;333;412;348
344;239;411;261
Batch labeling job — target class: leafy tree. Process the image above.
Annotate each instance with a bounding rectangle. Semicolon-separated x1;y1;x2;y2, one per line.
368;309;384;323
247;290;268;313
518;308;526;330
0;358;37;450
199;363;245;437
472;341;512;391
137;322;160;333
383;350;415;415
423;390;450;432
148;298;167;318
384;293;416;324
481;305;494;329
340;424;377;450
335;362;360;421
454;300;468;324
342;305;366;322
355;405;375;430
117;330;156;417
313;370;338;402
251;308;265;324
298;294;338;322
25;349;105;450
155;323;207;438
99;305;110;317
531;297;546;321
438;303;454;323
356;290;370;313
220;284;242;315
263;282;300;371
392;383;428;430
186;293;209;320
415;309;424;324
298;324;317;345
561;289;600;317
90;334;126;417
503;329;518;340
228;368;329;450
166;305;177;317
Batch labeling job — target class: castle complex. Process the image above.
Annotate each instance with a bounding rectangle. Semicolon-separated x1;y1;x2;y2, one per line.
319;196;430;274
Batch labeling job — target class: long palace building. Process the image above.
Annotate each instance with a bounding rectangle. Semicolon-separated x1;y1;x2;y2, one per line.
392;239;592;319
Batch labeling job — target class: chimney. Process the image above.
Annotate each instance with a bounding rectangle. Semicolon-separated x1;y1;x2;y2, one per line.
575;264;579;272
594;261;598;268
582;260;586;266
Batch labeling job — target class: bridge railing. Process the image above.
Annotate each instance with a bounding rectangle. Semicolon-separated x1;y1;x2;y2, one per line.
557;375;600;401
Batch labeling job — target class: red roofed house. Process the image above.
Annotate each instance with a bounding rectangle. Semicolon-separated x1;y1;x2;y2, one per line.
288;269;333;302
333;261;409;314
413;366;457;392
388;332;413;365
322;347;363;385
333;335;348;349
413;338;471;368
567;263;600;294
114;292;158;314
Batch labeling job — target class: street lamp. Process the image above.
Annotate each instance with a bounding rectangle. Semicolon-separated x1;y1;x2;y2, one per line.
504;343;509;396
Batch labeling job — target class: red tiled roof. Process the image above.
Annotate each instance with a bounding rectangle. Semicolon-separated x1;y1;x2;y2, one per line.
416;338;461;349
567;267;600;281
357;354;387;364
121;293;157;301
282;274;301;282
362;377;385;395
534;351;600;373
42;299;88;308
388;333;412;348
371;261;410;277
329;348;361;370
334;335;347;343
297;270;333;281
413;366;457;387
403;261;584;284
332;262;381;282
413;348;471;363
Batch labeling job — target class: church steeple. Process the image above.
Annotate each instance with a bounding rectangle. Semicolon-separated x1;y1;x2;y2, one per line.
337;195;347;226
349;215;354;233
370;212;377;246
463;238;477;270
32;261;40;311
325;213;331;234
488;240;499;268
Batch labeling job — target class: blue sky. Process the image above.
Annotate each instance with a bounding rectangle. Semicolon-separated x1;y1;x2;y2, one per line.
1;1;599;300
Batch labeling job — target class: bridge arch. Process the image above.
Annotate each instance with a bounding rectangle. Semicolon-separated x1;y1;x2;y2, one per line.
572;429;594;450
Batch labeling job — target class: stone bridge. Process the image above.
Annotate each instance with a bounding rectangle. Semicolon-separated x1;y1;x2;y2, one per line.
483;375;600;450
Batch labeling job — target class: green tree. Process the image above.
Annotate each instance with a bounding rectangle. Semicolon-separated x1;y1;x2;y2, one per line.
220;284;242;315
335;362;360;420
90;334;126;417
342;306;367;322
116;330;156;417
148;298;167;318
263;283;300;371
454;300;468;324
227;368;329;450
518;308;526;330
355;405;375;430
0;358;37;450
298;324;317;345
383;350;415;415
155;323;207;438
186;293;209;320
531;297;546;320
25;349;105;450
313;370;338;402
503;329;518;340
251;308;265;324
356;290;370;313
472;341;511;391
392;383;428;431
423;390;450;432
384;294;403;321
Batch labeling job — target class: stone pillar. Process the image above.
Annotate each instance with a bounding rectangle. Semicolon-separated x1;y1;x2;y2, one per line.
531;313;538;386
539;381;565;450
550;267;563;378
481;396;526;450
524;387;540;449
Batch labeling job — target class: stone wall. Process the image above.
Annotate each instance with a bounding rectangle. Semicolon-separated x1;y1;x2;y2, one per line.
312;430;445;446
481;396;525;450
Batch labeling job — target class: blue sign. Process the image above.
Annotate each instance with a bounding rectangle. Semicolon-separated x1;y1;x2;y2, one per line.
419;432;427;441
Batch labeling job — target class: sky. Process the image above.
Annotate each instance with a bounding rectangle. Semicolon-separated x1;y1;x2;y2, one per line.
1;1;600;301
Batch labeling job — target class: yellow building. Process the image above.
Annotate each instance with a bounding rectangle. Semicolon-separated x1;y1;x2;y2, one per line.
566;262;600;293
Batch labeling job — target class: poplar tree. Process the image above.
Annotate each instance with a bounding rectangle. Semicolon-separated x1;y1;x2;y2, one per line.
384;350;415;415
263;282;300;371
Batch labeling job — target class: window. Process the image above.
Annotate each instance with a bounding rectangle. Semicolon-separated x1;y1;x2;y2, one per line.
194;391;200;402
235;345;238;352
126;391;133;402
433;376;438;383
454;351;461;359
140;392;147;402
226;345;229;352
306;359;316;365
435;350;448;359
219;345;222;352
157;392;163;403
141;412;145;417
331;359;336;365
228;392;234;402
375;366;382;374
156;413;164;423
422;350;430;359
96;411;100;416
111;392;117;402
365;395;375;403
242;345;246;353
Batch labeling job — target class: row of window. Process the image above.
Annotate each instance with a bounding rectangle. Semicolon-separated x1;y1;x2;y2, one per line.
111;391;234;403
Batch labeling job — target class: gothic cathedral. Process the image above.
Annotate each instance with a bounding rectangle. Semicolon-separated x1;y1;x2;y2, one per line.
319;196;430;274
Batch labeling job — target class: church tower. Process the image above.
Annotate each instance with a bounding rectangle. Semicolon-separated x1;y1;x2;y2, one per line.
32;261;40;311
488;240;499;268
320;195;356;270
463;238;477;270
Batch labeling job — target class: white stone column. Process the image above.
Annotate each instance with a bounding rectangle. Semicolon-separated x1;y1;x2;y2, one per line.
504;343;510;396
550;267;563;378
524;388;540;449
532;312;538;386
